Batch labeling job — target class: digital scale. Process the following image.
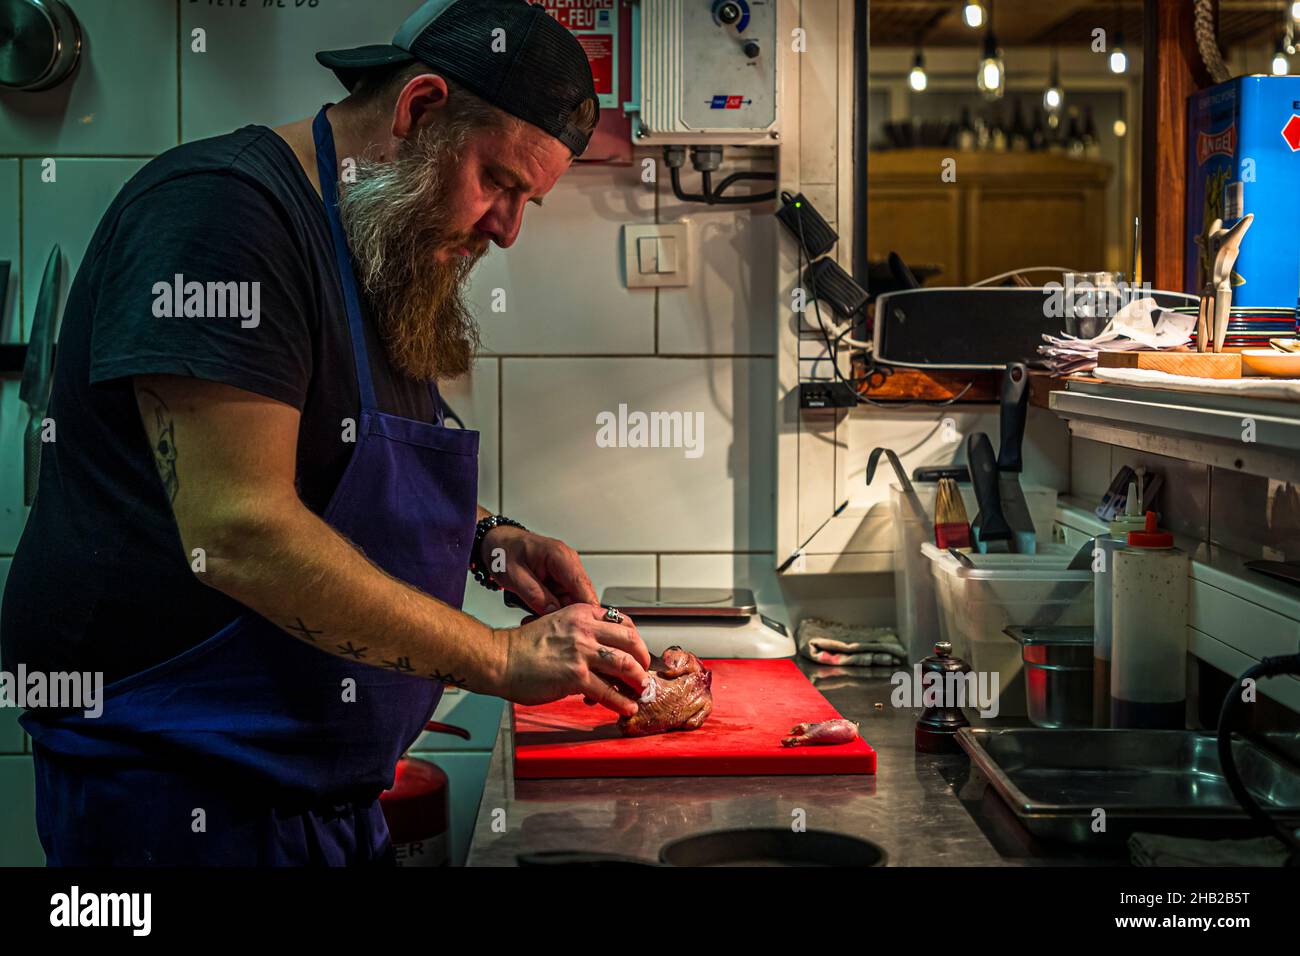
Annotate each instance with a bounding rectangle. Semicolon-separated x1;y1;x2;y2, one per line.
599;586;794;659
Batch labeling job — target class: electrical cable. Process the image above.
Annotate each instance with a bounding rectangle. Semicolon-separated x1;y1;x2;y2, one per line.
795;209;974;408
1216;651;1300;863
969;265;1083;287
666;148;778;205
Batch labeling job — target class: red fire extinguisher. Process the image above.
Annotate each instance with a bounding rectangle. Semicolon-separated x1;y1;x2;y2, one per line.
380;720;470;867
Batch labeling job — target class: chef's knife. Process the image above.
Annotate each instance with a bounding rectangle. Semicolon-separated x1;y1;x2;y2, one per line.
996;362;1036;554
19;245;61;506
967;432;1011;553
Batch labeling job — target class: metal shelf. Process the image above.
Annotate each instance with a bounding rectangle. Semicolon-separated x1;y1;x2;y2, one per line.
1049;380;1300;483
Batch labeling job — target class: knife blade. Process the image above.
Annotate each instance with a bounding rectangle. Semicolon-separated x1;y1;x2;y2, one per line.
20;245;61;506
996;362;1036;554
967;432;1011;553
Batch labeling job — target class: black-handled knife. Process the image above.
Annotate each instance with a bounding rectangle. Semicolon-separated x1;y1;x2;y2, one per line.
20;245;61;506
967;432;1011;551
997;362;1029;472
996;363;1036;553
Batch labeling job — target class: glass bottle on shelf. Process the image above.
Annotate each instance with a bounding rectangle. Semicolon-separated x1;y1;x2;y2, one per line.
1009;97;1029;151
957;106;978;151
1065;109;1085;157
1030;108;1048;151
989;108;1009;152
1082;105;1101;158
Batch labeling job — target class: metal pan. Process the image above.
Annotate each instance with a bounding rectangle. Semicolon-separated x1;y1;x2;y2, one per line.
959;727;1300;844
0;0;83;92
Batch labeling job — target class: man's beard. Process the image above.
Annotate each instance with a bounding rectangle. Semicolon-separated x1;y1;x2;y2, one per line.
337;123;486;382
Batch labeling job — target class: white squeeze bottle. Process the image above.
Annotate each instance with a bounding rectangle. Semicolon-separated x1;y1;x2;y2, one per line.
1093;479;1148;726
1110;511;1189;729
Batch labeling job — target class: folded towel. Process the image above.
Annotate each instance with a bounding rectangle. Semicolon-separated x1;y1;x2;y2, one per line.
1128;832;1290;867
796;617;907;667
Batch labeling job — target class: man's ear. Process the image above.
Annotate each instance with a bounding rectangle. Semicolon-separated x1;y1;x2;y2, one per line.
392;73;450;140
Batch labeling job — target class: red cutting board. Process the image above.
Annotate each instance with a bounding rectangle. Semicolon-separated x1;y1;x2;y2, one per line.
512;659;877;779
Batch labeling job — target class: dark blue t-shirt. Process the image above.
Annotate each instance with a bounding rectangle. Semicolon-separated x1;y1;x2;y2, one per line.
2;126;439;685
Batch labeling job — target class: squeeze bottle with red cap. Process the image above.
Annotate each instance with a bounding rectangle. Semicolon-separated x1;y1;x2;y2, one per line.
1110;512;1189;729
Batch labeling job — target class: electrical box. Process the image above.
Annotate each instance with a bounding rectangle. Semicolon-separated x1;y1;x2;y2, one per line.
631;0;780;145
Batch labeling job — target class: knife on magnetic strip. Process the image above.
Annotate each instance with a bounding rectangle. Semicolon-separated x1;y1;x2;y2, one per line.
19;245;61;506
996;362;1036;554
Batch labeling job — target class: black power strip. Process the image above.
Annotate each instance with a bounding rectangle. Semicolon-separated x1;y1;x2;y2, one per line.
776;192;837;258
799;381;860;408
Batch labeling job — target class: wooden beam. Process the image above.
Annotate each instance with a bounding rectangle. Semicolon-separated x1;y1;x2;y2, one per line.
1141;0;1215;293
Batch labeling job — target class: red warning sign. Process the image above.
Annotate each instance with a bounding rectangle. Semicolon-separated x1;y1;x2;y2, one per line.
578;35;614;96
540;0;616;32
537;0;619;107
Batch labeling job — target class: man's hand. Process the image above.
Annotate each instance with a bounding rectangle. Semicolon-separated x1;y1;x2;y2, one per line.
480;524;597;612
497;604;652;717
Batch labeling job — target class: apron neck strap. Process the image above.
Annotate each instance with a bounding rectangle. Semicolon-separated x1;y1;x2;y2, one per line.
312;105;379;412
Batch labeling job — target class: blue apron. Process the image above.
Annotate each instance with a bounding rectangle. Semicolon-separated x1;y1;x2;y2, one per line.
22;106;480;866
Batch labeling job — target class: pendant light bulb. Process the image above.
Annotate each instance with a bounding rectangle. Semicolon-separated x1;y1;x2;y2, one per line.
963;2;986;29
977;27;1005;100
909;50;928;92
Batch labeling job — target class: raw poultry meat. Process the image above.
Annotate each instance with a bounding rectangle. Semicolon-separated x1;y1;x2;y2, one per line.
618;646;713;737
781;719;860;747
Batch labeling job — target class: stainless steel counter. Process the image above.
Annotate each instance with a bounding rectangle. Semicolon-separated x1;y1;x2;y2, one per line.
466;660;1119;866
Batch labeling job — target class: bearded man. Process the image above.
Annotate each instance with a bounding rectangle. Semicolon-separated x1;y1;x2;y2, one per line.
0;0;651;866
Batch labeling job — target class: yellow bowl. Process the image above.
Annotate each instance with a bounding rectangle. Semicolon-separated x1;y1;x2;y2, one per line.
1241;349;1300;378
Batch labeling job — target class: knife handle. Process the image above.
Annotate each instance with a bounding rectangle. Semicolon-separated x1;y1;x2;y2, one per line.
997;363;1029;473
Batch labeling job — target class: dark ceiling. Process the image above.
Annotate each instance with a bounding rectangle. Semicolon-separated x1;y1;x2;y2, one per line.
868;0;1288;50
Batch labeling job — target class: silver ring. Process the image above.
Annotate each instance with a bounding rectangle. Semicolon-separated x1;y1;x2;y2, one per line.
602;605;624;624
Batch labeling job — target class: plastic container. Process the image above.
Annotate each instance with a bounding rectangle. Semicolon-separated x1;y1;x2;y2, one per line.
891;483;1059;664
1110;513;1189;729
921;542;1093;717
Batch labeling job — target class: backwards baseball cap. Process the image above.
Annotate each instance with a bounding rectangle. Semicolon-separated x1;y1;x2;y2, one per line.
316;0;598;156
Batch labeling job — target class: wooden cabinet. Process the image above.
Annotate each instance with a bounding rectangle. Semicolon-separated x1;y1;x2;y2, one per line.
866;149;1113;285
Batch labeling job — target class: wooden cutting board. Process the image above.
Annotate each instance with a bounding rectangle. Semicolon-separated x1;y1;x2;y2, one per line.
512;659;877;779
1096;350;1241;378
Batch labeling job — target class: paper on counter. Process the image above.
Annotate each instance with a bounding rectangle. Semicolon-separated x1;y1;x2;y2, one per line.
1038;298;1196;374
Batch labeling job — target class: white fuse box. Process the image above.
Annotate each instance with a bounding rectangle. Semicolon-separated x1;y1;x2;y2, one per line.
632;0;780;145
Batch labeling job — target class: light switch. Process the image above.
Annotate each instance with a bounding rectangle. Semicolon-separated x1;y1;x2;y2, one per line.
656;237;678;274
623;223;690;288
637;236;659;274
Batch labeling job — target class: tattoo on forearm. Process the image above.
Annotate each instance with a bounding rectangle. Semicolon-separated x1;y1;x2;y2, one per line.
290;626;462;687
429;669;467;687
285;618;323;642
140;388;179;503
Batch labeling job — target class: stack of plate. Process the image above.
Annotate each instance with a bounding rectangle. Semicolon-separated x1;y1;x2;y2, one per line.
1169;305;1297;350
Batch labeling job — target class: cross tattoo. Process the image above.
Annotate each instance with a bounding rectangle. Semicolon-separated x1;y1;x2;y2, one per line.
285;618;322;642
430;670;467;687
336;641;368;659
382;656;415;673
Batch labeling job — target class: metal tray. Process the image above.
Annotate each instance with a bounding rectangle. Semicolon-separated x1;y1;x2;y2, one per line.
958;728;1300;844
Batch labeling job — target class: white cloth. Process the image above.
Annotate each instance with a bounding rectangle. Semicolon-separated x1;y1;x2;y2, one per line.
1092;366;1300;399
796;617;906;667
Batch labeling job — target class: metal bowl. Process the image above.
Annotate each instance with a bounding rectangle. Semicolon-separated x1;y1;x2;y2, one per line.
0;0;83;92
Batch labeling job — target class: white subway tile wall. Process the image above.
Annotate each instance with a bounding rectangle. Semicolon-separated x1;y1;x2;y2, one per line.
0;0;177;156
500;356;776;552
468;164;657;355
